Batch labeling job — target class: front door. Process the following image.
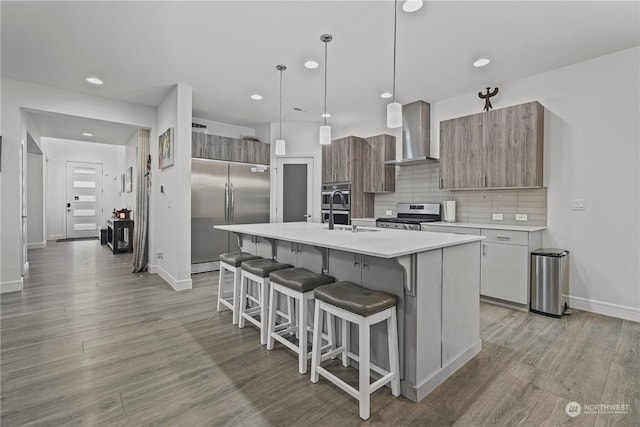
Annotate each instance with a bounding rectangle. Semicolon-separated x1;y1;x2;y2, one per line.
277;157;314;222
65;161;103;238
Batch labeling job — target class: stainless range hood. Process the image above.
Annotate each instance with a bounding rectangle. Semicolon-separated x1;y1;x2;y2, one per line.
384;100;438;166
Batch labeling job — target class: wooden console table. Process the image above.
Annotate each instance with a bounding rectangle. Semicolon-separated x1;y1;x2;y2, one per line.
106;218;134;254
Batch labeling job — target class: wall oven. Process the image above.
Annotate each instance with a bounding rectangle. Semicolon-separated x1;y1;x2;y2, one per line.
321;210;350;225
321;182;351;210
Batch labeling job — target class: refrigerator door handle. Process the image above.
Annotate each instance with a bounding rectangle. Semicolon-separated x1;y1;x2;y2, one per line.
224;182;229;223
230;183;235;223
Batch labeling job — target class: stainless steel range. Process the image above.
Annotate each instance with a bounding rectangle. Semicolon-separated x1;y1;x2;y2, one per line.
376;203;442;230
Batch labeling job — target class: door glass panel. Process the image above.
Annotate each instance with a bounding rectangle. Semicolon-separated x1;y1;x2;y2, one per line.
73;181;96;188
73;168;96;175
74;223;96;231
283;164;307;222
73;209;96;216
76;195;96;202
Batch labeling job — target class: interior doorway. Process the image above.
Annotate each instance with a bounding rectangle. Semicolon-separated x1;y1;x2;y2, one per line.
276;157;314;223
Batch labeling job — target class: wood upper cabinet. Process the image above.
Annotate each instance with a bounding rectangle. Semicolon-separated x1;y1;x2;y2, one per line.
439;112;484;189
322;136;360;183
192;132;270;165
439;101;544;189
364;134;396;193
483;101;544;188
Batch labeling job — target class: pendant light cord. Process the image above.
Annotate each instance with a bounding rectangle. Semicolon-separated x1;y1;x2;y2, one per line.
323;40;328;126
392;0;398;103
279;68;283;139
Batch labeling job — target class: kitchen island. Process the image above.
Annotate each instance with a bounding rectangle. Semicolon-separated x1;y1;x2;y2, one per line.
214;222;484;402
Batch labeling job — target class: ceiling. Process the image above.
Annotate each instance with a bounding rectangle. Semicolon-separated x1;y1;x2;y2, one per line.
2;1;639;140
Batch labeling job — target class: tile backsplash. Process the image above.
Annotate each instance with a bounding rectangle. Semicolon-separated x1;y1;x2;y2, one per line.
374;163;547;226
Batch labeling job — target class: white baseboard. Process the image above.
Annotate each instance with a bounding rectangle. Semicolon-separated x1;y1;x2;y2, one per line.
148;264;192;291
48;235;63;240
27;241;47;250
1;278;24;293
568;295;640;323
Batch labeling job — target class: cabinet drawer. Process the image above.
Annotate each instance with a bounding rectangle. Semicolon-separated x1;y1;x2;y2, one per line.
481;229;528;245
422;225;481;235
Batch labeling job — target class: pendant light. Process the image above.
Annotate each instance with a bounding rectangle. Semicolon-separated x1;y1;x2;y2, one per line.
275;64;286;156
387;0;402;129
319;34;333;145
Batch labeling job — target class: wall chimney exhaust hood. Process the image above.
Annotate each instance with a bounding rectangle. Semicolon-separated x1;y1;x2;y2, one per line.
384;100;438;166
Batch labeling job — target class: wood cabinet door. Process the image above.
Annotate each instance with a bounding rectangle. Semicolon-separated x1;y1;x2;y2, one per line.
321;144;333;183
333;137;353;183
483;101;543;188
439;112;484;189
365;134;395;193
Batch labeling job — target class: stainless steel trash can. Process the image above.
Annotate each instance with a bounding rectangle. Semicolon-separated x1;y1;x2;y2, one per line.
530;249;570;317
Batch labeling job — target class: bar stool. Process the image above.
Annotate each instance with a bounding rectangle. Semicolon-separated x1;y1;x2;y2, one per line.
239;258;293;345
310;281;400;420
266;268;335;374
217;252;262;325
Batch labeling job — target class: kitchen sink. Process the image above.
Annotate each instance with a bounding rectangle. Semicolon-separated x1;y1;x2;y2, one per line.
327;225;380;232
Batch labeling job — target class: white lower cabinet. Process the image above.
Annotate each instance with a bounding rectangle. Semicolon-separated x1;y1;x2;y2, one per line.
422;225;542;306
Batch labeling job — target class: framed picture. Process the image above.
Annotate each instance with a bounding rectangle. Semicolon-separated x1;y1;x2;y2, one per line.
121;173;125;193
125;166;133;193
158;127;174;169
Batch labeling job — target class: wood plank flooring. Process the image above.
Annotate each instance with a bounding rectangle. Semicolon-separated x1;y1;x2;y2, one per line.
1;241;638;426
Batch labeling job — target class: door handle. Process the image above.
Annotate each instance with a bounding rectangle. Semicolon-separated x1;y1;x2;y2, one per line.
230;183;235;223
304;214;312;219
224;183;229;222
482;244;487;256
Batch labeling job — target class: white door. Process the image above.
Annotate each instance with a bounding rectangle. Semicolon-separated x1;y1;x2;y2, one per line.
65;161;103;238
276;157;314;222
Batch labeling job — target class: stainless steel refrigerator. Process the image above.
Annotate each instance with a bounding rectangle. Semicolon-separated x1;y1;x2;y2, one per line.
191;158;270;271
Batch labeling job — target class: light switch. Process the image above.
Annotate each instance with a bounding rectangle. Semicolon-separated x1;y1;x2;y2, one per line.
516;213;528;221
492;213;504;220
571;199;586;210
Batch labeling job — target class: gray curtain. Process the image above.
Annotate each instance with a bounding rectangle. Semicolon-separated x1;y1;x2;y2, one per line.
132;129;150;272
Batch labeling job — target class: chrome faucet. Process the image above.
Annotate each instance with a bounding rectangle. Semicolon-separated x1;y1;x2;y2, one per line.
328;190;347;230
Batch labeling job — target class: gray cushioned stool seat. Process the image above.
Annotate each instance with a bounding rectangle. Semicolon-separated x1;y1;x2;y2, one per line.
269;268;335;293
241;259;293;277
314;281;397;316
219;252;262;267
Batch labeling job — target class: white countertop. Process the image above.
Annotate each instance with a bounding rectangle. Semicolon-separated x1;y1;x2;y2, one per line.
424;221;546;232
215;222;484;259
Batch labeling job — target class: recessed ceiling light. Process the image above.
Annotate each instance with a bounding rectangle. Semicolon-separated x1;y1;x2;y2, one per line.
250;94;263;100
473;58;490;67
321;113;331;118
86;76;103;85
304;60;319;69
402;0;423;13
380;92;393;99
82;132;93;137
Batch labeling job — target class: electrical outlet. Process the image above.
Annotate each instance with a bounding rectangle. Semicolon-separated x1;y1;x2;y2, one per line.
516;213;528;221
157;252;163;260
571;199;586;210
385;210;393;216
492;213;504;221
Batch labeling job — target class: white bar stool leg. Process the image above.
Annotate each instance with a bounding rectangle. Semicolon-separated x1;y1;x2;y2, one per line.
266;282;278;351
232;265;242;325
341;318;350;367
358;316;371;420
388;309;401;397
310;301;323;383
216;264;226;312
259;277;270;345
298;292;308;374
238;271;248;329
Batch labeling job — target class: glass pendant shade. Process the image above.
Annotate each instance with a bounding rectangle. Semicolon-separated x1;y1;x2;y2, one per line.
275;139;286;156
319;125;331;145
387;102;402;128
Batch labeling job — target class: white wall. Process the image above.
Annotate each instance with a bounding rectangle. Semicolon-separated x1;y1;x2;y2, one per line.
342;46;640;321
149;84;193;291
119;131;138;212
41;137;126;240
1;78;156;292
192;117;255;139
27;152;45;247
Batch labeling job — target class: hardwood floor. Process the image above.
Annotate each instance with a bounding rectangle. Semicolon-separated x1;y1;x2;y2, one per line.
1;241;638;426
